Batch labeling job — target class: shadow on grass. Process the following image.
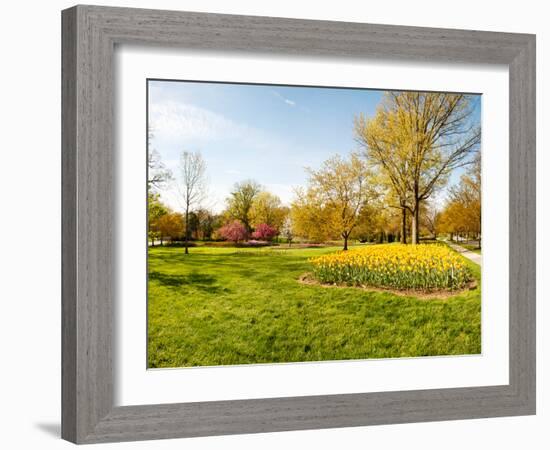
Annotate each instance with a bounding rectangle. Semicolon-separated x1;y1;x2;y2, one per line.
149;271;227;294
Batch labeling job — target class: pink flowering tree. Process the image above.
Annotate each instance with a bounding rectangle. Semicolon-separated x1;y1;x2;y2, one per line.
251;223;278;241
218;220;248;244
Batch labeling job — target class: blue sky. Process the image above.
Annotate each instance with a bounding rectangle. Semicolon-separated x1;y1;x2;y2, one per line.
148;80;480;213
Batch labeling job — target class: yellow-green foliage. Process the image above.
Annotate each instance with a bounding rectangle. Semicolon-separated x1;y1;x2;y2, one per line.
310;244;472;290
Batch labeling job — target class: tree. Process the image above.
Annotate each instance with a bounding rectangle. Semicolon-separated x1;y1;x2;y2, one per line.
186;211;200;240
218;220;247;244
178;151;207;254
439;199;470;242
194;209;220;241
148;193;168;245
353;202;387;243
421;202;441;239
157;212;184;243
291;188;337;243
382;187;411;244
148;149;173;191
294;153;374;251
281;216;294;247
251;223;278;241
460;152;481;246
440;152;481;246
147;127;172;191
355;92;480;244
226;180;262;234
250;192;287;230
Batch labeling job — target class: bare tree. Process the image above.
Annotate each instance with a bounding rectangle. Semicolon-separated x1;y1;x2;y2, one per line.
422;202;440;239
148;149;173;190
179;151;207;254
281;216;293;247
147;128;172;191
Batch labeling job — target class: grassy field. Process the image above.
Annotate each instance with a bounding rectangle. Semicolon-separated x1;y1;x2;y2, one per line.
462;244;482;254
147;245;481;368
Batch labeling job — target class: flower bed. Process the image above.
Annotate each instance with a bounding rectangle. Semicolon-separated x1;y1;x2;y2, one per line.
310;244;472;291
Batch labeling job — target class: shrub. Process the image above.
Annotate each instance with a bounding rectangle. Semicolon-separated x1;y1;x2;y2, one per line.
244;240;272;247
251;223;278;241
164;241;197;248
310;244;472;290
218;220;247;243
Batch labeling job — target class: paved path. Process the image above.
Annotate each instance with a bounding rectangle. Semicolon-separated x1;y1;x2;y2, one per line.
445;241;482;266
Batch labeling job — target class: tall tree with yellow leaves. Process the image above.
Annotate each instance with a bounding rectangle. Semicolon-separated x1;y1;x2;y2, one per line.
355;92;480;244
292;153;374;250
440;152;481;246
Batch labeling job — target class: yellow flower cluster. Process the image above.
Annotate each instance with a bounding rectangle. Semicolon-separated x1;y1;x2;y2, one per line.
310;244;471;290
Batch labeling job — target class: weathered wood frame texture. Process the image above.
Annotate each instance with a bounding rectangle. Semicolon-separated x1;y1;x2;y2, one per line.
62;5;536;444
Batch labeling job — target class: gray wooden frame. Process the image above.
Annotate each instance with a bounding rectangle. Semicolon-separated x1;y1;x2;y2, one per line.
62;4;536;444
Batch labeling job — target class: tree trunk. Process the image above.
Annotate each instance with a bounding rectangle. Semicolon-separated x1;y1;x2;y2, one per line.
343;233;349;251
411;201;420;245
401;208;407;244
478;217;482;249
184;203;190;254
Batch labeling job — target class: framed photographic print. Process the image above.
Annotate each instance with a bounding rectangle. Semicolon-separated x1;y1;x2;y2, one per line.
62;5;536;444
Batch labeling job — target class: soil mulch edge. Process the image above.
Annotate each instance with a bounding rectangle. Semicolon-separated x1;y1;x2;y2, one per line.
297;272;478;300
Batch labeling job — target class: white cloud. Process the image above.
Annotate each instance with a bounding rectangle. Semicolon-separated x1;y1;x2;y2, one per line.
273;91;297;107
149;99;306;160
149;101;249;142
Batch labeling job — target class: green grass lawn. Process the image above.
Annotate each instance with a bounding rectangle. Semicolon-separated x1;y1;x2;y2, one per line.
147;245;481;368
462;244;482;254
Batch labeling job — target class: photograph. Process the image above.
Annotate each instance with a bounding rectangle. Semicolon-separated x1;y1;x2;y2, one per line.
1;0;542;446
146;79;482;369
